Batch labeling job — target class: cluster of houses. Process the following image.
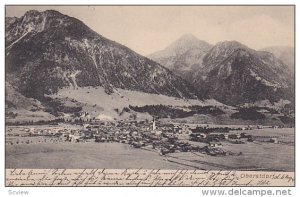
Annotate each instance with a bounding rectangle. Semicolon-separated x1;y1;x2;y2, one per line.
189;125;281;150
80;120;239;156
190;127;249;144
6;120;281;156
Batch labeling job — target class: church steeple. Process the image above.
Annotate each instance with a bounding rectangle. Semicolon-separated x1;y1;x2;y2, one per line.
152;116;156;130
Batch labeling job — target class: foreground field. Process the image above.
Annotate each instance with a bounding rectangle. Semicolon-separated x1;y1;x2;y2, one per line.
166;142;294;171
6;142;188;169
6;141;294;171
5;125;294;171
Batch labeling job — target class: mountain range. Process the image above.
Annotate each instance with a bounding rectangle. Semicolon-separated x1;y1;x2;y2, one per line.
149;36;294;106
5;10;295;123
5;10;199;101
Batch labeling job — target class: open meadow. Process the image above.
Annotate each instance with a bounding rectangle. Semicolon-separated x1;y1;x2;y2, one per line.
5;125;294;171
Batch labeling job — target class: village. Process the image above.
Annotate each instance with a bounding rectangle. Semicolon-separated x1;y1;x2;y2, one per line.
6;117;288;157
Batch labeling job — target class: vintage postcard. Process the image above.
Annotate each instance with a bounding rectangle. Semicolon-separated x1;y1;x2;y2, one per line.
5;5;295;187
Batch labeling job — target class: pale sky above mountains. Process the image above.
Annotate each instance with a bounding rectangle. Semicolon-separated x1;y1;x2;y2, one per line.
6;6;294;56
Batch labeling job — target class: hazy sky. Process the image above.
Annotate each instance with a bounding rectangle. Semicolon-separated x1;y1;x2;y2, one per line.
6;6;294;55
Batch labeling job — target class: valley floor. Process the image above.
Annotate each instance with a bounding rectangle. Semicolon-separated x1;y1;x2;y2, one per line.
5;125;294;171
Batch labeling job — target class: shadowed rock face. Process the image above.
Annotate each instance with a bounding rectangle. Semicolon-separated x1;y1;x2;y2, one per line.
193;41;294;105
5;10;200;100
149;34;294;106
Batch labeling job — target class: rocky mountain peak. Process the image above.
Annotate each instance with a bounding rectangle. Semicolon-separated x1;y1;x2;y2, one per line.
208;40;250;56
165;34;211;55
6;10;200;100
23;9;65;20
202;40;252;68
150;34;212;59
170;33;200;47
193;40;294;105
148;34;212;81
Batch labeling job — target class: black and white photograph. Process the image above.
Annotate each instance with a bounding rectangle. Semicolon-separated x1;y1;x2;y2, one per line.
4;5;295;187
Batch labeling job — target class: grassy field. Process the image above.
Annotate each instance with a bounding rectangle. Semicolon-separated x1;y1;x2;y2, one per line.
6;139;294;171
6;142;192;169
5;125;294;171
